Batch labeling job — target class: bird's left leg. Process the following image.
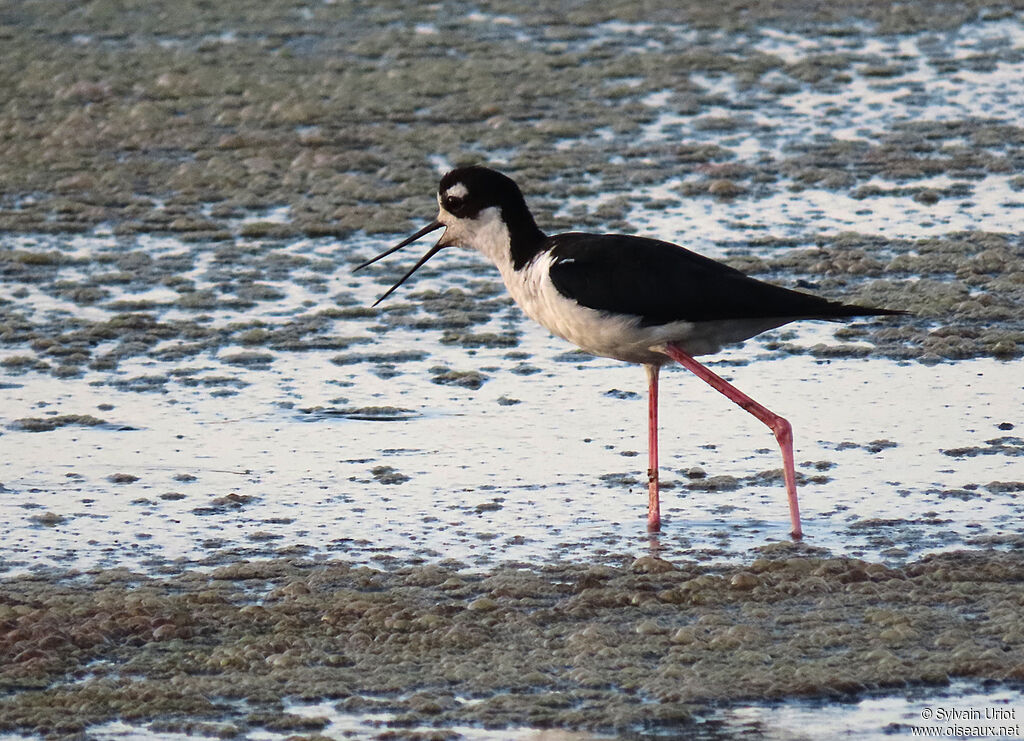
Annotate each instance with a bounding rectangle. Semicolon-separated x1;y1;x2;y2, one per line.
661;342;802;539
645;363;661;532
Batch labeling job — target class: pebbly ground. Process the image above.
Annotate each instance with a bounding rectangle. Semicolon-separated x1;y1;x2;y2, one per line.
2;549;1024;738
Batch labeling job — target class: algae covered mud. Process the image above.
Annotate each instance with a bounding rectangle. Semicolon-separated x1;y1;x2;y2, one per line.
2;0;1024;738
2;550;1024;739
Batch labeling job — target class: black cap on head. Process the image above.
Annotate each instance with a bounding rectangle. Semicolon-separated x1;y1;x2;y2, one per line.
438;166;527;219
438;166;545;268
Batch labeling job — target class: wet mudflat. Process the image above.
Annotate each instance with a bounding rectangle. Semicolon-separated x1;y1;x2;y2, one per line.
2;550;1024;739
2;0;1024;738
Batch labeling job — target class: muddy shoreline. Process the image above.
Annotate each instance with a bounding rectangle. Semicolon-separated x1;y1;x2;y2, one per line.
2;549;1023;738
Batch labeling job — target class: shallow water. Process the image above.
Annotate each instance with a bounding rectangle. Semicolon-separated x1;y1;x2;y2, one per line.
3;312;1023;576
290;681;1024;740
70;681;1011;741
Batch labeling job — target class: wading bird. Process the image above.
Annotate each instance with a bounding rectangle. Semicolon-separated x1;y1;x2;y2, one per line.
354;166;902;538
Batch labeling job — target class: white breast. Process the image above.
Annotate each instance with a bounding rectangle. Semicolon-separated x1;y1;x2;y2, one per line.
495;253;671;364
456;211;779;364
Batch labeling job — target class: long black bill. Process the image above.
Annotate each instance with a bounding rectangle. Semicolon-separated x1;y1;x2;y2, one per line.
351;220;447;306
351;220;444;272
369;242;446;306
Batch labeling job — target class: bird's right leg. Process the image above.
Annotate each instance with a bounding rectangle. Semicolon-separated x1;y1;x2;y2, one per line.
661;342;802;539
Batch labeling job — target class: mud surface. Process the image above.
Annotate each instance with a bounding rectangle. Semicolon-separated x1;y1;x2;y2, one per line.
3;0;1024;738
3;2;1024;366
2;550;1024;739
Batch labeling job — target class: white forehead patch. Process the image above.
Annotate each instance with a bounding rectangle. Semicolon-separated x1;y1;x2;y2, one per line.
443;182;468;200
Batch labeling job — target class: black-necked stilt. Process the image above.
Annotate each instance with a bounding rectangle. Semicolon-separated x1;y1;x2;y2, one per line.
353;166;903;538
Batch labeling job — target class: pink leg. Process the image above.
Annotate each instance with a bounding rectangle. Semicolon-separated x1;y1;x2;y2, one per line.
645;364;661;532
661;342;803;540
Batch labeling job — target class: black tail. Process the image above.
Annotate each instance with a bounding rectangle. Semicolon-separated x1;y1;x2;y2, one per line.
824;302;909;319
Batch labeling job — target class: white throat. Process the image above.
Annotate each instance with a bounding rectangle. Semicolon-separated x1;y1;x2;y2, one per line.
438;205;514;273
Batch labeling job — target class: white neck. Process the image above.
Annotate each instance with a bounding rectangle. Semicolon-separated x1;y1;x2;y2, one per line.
438;206;516;275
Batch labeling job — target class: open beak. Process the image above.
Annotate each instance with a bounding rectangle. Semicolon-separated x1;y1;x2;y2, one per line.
351;220;446;306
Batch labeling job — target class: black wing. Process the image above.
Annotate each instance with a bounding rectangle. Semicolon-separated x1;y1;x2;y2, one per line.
546;233;897;326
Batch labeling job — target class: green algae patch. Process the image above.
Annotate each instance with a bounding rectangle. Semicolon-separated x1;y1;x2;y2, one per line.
1;551;1023;737
1;2;1024;366
7;414;107;432
0;0;1017;247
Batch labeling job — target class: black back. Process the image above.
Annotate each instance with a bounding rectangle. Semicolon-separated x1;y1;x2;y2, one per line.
546;233;900;326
